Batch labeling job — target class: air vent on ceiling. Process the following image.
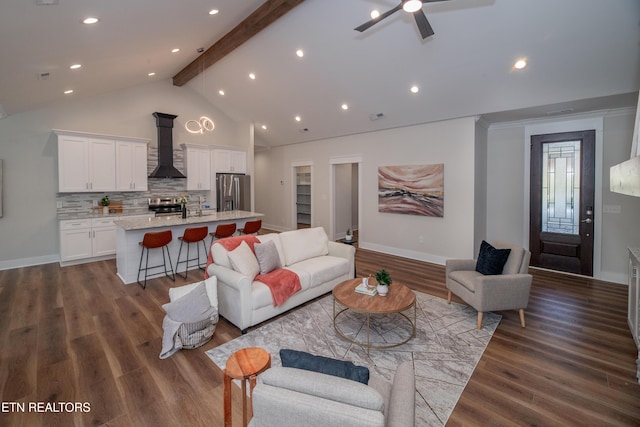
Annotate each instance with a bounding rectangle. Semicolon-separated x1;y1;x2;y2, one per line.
546;108;574;116
369;113;384;121
36;0;59;5
37;72;51;80
299;128;310;133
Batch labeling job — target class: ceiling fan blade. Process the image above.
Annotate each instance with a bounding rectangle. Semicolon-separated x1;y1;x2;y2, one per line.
354;4;403;32
413;9;435;39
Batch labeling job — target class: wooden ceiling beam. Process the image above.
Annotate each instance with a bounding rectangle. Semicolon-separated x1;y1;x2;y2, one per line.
173;0;305;87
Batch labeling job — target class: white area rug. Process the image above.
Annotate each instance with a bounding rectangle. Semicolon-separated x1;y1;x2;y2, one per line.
206;291;500;426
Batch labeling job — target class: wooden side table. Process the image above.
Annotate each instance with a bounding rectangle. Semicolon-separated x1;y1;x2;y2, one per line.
224;347;271;427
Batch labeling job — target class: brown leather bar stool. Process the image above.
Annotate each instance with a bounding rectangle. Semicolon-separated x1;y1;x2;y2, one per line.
210;223;237;247
176;226;208;279
239;219;262;235
137;230;175;289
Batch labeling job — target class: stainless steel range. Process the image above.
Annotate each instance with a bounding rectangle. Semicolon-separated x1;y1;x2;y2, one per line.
148;197;182;217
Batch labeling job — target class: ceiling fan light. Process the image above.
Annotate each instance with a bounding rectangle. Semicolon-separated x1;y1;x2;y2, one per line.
403;0;423;13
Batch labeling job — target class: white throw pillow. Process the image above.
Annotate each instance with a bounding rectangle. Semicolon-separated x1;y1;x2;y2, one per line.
212;243;232;269
169;276;218;308
162;281;214;323
254;240;282;274
228;241;260;280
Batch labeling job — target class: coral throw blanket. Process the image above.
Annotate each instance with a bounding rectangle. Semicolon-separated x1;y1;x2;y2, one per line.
256;269;301;307
205;235;301;306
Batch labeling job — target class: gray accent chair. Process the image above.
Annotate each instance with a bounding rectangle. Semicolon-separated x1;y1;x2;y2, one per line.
248;362;415;427
446;241;533;329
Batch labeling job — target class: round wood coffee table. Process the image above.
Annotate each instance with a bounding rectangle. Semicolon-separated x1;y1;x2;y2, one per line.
332;278;416;354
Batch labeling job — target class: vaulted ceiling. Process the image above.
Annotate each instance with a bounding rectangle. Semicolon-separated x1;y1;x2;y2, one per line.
1;0;638;147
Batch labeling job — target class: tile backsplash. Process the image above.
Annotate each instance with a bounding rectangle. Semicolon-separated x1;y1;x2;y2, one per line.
56;147;210;216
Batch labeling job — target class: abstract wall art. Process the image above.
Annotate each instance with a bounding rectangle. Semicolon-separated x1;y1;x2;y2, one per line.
378;163;444;217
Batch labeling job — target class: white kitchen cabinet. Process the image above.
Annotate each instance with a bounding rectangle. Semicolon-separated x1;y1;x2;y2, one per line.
59;214;153;264
59;219;93;261
183;144;211;190
55;130;149;193
214;149;246;174
116;140;148;191
91;218;117;257
57;133;116;192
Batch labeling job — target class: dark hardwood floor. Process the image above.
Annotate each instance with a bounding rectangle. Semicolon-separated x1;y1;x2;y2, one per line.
1;246;639;426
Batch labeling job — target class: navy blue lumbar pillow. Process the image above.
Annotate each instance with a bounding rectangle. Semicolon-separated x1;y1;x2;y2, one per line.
475;240;511;275
279;349;369;384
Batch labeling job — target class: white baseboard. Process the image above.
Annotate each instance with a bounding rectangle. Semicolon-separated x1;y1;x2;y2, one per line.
0;254;60;271
599;270;628;285
359;241;447;266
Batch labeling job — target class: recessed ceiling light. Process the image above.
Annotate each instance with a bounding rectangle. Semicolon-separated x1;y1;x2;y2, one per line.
261;125;267;130
171;48;180;53
403;0;423;13
82;17;99;24
64;89;74;94
514;59;527;69
370;10;380;19
148;72;156;77
296;49;304;58
218;89;225;96
69;64;81;70
249;73;256;80
209;9;219;15
410;85;420;94
341;103;349;110
295;115;301;122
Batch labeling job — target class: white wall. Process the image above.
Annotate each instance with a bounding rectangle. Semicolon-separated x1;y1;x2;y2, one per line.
486;126;527;244
0;79;242;268
486;110;640;283
474;121;488;253
255;116;478;264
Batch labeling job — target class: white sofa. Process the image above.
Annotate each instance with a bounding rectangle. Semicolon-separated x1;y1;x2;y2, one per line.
207;227;355;333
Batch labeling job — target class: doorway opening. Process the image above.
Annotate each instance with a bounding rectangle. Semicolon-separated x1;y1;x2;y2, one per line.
330;157;362;242
529;130;595;276
293;164;312;229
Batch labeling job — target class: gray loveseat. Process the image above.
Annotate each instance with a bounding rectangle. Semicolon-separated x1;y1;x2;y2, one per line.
249;362;415;427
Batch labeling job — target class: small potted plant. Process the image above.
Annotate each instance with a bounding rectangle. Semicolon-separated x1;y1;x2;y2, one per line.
345;228;352;241
375;269;391;296
100;195;110;215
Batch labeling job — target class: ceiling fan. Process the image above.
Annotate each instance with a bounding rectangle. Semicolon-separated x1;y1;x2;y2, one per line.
354;0;449;39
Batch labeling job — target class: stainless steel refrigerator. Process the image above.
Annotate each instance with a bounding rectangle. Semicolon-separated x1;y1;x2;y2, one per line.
216;173;251;212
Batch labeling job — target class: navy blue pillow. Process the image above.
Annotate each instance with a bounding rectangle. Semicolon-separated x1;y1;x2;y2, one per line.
475;240;511;275
279;349;369;384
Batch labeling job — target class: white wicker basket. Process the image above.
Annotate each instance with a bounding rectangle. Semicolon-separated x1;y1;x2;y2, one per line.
178;310;219;349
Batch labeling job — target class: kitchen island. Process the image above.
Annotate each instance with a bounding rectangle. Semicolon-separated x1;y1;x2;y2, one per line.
114;210;263;285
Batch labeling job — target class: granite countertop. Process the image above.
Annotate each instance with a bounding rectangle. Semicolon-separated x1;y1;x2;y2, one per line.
114;210;264;231
58;208;154;221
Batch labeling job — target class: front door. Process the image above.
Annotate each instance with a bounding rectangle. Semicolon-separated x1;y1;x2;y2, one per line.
530;130;595;276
